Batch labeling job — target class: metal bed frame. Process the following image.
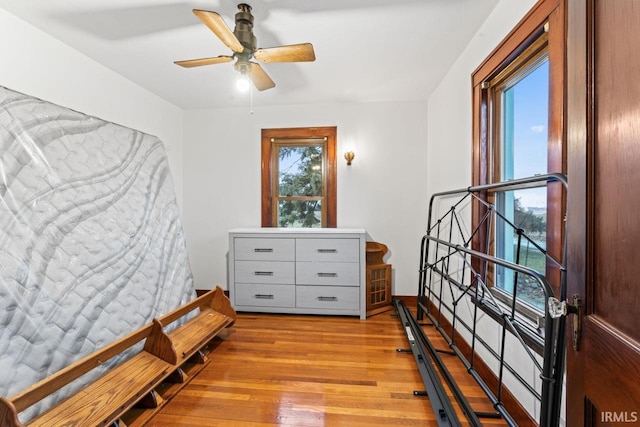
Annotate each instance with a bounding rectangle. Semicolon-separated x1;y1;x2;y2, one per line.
395;174;568;426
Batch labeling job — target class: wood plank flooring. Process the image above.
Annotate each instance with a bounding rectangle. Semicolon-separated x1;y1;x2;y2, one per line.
147;307;507;426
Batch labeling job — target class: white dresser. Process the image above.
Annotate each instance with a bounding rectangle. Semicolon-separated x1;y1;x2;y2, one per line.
228;228;367;319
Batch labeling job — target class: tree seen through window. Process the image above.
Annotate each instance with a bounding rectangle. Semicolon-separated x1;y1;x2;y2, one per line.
277;145;325;227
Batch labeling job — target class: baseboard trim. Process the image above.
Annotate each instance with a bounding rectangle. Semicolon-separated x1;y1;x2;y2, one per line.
391;295;417;307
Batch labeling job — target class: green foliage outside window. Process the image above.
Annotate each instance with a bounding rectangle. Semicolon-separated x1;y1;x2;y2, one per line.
512;196;547;309
514;197;546;235
277;145;324;227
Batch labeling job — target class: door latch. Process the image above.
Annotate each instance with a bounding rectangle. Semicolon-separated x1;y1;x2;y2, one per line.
548;294;582;351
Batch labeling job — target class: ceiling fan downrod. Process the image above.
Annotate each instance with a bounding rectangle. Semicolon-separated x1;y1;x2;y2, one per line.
234;3;256;53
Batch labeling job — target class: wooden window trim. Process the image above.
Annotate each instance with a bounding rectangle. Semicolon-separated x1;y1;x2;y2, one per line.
261;127;337;228
471;0;565;296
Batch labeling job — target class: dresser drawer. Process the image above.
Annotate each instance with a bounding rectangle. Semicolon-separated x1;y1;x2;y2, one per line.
235;260;295;284
296;286;359;310
234;284;296;307
234;237;295;261
296;261;359;286
296;238;360;262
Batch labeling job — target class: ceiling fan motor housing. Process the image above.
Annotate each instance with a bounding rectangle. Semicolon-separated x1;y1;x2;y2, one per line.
234;3;257;53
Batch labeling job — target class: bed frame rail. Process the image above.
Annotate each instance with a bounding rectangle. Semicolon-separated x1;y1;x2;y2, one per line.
404;174;568;426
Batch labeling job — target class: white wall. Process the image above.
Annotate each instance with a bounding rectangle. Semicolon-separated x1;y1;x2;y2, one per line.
0;9;185;206
427;0;537;195
182;101;428;294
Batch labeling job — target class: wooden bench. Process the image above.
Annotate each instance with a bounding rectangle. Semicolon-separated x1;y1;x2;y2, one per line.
0;286;236;427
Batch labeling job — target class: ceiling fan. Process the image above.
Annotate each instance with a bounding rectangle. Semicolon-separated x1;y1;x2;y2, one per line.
174;3;316;91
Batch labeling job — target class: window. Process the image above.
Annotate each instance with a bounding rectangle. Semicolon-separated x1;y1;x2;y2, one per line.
261;127;337;228
472;0;565;315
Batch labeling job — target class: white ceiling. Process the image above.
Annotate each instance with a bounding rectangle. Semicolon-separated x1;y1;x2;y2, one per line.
0;0;499;109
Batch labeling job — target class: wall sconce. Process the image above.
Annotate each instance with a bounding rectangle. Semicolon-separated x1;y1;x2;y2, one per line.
344;151;355;166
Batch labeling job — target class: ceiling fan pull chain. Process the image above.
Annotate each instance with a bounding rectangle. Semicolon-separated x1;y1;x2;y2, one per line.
250;81;254;115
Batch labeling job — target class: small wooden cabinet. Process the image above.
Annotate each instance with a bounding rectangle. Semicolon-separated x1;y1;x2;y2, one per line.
228;228;367;319
365;242;393;316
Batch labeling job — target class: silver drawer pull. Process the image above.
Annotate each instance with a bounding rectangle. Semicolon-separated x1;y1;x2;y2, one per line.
317;272;338;277
254;248;274;253
317;296;338;301
254;294;274;299
317;248;337;253
254;271;274;276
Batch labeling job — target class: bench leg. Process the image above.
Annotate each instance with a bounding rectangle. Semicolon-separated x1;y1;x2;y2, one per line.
166;368;186;384
188;350;207;365
135;390;162;409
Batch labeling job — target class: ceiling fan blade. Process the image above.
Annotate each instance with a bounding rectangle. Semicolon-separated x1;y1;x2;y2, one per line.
253;43;316;63
249;62;276;91
192;9;243;53
174;55;234;68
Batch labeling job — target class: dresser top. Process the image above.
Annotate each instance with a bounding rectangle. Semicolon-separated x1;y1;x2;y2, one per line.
229;227;366;235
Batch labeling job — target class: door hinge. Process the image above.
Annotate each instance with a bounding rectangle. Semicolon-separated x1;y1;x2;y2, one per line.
548;294;582;351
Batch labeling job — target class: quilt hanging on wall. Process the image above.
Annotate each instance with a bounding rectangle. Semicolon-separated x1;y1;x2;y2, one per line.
0;85;195;422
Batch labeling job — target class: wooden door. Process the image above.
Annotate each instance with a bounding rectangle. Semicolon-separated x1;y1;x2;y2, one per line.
566;0;640;425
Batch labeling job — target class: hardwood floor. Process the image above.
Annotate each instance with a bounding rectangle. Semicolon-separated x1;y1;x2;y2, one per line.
147;307;507;426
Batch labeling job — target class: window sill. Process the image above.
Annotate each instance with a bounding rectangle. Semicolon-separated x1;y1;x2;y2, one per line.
489;286;545;328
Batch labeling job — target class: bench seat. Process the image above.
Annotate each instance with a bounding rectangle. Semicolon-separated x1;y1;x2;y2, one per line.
28;352;173;427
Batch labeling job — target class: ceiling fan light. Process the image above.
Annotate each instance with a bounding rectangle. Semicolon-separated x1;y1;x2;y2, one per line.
236;73;251;92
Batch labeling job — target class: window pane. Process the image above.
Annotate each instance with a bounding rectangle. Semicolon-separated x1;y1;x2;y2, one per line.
495;57;549;310
277;200;322;228
501;59;549;180
495;188;547;309
278;146;323;197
